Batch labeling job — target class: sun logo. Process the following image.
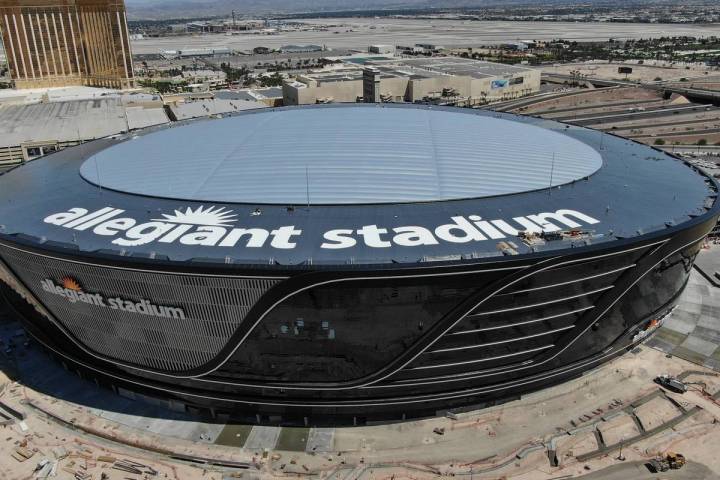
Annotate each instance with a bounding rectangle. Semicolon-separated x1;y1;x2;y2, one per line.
61;277;82;291
152;206;238;227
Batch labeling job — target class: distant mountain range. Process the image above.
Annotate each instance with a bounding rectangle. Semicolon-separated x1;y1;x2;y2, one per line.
125;0;704;21
125;0;433;19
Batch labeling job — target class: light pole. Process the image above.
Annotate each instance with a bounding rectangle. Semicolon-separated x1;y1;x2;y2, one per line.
617;435;626;461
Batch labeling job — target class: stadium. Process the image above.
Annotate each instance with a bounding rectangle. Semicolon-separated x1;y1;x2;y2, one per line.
0;104;718;423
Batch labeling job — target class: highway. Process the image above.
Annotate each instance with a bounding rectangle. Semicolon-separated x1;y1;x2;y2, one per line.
630;127;720;139
559;104;716;125
542;73;720;105
599;117;720;132
527;98;663;117
484;88;594;112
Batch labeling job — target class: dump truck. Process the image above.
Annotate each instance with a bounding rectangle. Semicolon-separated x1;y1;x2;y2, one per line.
655;374;688;394
648;452;686;472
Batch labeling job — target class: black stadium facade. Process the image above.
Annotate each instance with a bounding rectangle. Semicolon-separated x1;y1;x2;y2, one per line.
0;104;718;423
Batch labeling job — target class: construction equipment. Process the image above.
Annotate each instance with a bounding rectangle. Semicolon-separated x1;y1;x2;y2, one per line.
647;452;686;472
655;374;688;393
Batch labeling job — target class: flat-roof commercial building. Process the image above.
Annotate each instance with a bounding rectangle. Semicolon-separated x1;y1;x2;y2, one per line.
283;57;540;105
215;87;283;107
0;104;717;422
368;44;394;54
161;48;232;59
0;93;169;168
0;0;134;89
280;44;324;53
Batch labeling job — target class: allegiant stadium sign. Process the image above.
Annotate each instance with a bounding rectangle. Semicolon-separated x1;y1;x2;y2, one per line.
43;205;600;250
41;278;186;320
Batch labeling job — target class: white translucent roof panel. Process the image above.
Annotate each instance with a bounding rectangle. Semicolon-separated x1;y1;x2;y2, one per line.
80;106;603;205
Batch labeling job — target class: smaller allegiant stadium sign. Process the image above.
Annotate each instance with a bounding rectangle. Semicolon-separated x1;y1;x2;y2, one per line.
43;205;601;251
41;277;186;320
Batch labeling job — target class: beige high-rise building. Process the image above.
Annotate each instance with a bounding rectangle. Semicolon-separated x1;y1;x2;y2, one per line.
0;0;134;89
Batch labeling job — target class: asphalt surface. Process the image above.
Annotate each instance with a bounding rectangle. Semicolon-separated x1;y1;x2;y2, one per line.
607;117;720;132
646;269;720;372
632;127;720;138
580;460;719;480
563;105;714;125
127;19;720;55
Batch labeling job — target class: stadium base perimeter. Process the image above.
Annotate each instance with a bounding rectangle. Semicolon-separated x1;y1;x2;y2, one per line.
0;104;718;424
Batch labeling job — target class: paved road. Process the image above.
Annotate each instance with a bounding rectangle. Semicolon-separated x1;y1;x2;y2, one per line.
646;268;720;372
604;117;720;132
530;98;662;116
544;72;720;105
563;105;714;125
630;127;720;138
580;460;719;480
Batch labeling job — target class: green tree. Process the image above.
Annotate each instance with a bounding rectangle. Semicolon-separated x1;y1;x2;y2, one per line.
260;72;284;87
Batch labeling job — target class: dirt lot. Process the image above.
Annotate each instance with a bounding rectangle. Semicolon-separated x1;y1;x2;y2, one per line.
1;346;719;479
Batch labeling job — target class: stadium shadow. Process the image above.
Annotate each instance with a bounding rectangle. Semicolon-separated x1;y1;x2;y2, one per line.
0;298;230;426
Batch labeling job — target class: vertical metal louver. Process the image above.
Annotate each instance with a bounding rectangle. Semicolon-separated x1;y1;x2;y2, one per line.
0;244;281;372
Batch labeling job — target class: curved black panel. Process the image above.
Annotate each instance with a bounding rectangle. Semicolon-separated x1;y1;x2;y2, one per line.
0;244;280;372
0;212;715;424
0;103;718;421
215;269;518;383
0;221;713;422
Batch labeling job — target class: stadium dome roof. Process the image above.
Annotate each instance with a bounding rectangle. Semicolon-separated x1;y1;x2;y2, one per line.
79;106;603;205
0;104;716;267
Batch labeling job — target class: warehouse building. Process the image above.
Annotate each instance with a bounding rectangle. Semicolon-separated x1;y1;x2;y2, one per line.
283;57;540;105
0;94;168;168
368;44;394;54
280;44;324;54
